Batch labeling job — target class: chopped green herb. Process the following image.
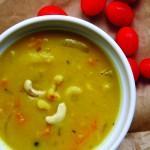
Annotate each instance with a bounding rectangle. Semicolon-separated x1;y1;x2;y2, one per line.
99;69;113;77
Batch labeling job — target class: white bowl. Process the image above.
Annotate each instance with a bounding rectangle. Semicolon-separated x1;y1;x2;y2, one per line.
0;16;136;150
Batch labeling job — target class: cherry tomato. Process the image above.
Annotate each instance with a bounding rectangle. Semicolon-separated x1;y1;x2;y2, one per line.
140;58;150;79
105;1;134;27
128;58;140;81
122;0;137;4
81;0;106;17
37;5;67;16
116;27;139;56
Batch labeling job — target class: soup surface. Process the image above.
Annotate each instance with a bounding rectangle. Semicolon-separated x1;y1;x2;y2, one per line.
0;31;120;150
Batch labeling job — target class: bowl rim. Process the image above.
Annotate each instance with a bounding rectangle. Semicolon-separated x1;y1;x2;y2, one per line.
0;15;136;150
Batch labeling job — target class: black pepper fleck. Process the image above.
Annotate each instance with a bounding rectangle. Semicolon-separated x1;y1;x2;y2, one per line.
4;88;9;92
66;60;71;65
4;88;12;94
34;141;40;147
58;128;61;136
36;46;42;52
72;129;77;134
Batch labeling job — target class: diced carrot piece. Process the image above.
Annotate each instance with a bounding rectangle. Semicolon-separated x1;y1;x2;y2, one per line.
47;94;57;102
41;125;52;137
74;120;97;146
28;38;43;52
47;90;60;102
87;58;97;66
15;112;25;124
91;120;97;130
14;99;21;109
70;120;97;150
0;79;8;88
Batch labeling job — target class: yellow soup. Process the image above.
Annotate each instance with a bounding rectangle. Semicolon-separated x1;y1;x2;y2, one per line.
0;31;120;150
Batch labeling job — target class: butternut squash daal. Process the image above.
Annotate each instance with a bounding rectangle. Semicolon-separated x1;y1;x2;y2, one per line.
0;31;120;150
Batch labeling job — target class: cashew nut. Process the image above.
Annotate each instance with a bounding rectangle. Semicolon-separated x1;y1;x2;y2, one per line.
24;80;46;97
45;103;67;124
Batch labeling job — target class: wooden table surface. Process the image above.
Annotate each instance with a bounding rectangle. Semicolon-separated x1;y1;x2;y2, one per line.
0;0;150;149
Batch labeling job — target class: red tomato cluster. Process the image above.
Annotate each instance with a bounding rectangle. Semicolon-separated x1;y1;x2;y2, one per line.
128;58;140;81
81;0;106;17
106;1;134;27
37;5;67;16
37;0;150;81
116;27;139;56
140;58;150;79
121;0;137;4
